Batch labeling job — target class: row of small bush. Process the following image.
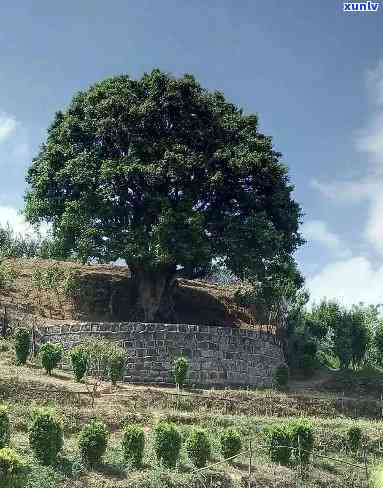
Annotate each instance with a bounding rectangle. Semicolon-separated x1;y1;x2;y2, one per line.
267;420;365;466
13;328;190;389
0;403;242;473
13;328;127;384
266;419;315;465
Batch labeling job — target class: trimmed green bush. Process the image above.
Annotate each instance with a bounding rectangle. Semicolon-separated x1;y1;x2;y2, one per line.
347;425;362;452
266;423;292;465
70;345;89;382
0;447;26;488
173;356;189;389
290;419;314;464
220;428;242;461
14;327;31;365
29;408;63;465
0;405;10;448
109;348;126;386
78;419;108;465
186;428;211;468
273;365;289;389
154;422;182;468
39;342;63;375
122;425;145;468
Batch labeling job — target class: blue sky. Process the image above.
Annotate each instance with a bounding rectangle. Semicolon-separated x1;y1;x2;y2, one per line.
1;0;383;305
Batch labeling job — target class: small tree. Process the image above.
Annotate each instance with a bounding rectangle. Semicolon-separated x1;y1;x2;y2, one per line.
0;447;26;488
122;425;145;468
70;345;89;382
347;425;362;453
78;419;108;465
290;419;314;464
109;346;126;386
14;327;31;365
266;423;292;465
220;428;242;462
173;356;189;390
154;422;182;468
29;408;63;465
0;405;10;448
39;342;63;375
273;365;289;389
186;428;211;468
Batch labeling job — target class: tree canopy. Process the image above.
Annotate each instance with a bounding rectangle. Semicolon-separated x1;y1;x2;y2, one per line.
24;69;303;320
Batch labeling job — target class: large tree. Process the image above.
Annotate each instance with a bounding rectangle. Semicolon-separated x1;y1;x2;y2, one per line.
25;70;303;321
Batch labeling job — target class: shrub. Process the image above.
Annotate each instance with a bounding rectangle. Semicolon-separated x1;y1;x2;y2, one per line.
290;419;314;464
347;425;362;452
173;356;189;389
109;347;126;386
0;263;17;290
266;423;292;465
0;405;10;448
186;428;211;468
122;424;145;468
70;345;89;382
39;342;63;375
273;365;289;389
29;408;63;465
154;422;182;468
14;327;31;365
78;419;108;465
0;447;26;488
220;428;242;461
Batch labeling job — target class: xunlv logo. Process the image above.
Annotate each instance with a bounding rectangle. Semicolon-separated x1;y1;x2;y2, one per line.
343;1;380;11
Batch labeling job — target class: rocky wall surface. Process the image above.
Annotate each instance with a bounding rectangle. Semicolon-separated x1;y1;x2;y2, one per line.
36;322;285;388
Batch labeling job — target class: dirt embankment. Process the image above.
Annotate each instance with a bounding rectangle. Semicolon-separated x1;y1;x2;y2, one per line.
0;258;257;327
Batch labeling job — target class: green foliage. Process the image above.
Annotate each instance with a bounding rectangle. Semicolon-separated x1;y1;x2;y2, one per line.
0;339;9;352
0;405;10;448
25;70;303;320
307;300;374;370
78;419;108;465
109;346;126;386
62;270;80;297
69;345;89;382
0;447;26;488
220;428;242;461
14;327;31;365
154;422;182;468
29;408;63;465
0;262;17;290
185;428;211;468
39;342;63;375
173;356;189;388
122;424;145;468
289;419;314;464
266;423;292;465
273;365;289;388
374;326;383;366
347;425;362;452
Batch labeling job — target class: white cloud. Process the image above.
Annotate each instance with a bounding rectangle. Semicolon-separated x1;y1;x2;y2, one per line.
0;206;49;237
0;206;35;235
308;256;383;307
0;114;17;142
312;60;383;255
301;220;351;258
306;61;383;305
310;178;377;203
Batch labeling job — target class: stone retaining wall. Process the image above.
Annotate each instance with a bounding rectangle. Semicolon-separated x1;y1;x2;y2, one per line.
35;322;285;388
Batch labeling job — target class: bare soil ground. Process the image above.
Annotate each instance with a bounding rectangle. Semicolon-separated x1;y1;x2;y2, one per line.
0;258;257;327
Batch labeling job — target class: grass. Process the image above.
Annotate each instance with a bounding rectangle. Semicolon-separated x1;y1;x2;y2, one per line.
1;342;383;487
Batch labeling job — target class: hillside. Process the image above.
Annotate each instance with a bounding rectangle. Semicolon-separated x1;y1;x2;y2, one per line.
0;258;256;327
0;342;379;488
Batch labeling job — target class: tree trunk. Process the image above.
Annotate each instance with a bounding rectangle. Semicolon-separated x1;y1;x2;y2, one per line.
131;265;177;322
